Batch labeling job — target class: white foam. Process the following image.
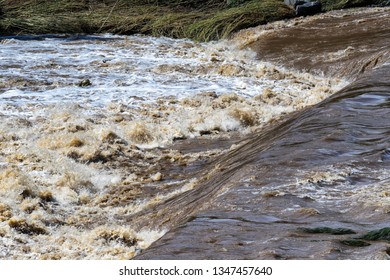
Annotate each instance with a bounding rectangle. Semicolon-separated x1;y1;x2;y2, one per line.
0;34;345;118
90;174;121;190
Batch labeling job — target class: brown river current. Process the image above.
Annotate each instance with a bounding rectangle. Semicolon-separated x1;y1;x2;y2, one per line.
136;7;390;260
1;7;390;259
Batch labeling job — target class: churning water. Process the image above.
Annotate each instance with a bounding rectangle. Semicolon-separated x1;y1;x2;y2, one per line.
1;7;389;259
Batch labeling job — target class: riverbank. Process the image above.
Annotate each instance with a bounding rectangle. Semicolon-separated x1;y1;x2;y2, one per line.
0;0;388;41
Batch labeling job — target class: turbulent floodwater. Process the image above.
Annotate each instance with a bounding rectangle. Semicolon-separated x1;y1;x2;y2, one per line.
1;7;390;260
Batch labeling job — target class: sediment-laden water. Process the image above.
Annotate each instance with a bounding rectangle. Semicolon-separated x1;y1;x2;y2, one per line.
1;7;389;260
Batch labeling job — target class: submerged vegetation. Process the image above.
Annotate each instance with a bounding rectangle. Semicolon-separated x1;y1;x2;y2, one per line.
359;227;390;242
339;228;390;247
0;0;387;41
339;239;371;247
298;227;357;235
299;227;390;248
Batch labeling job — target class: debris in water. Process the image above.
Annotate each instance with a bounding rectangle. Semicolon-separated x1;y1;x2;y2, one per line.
339;239;371;247
298;227;357;235
359;228;390;242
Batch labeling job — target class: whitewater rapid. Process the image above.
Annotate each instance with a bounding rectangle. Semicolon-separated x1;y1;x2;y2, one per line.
0;29;347;259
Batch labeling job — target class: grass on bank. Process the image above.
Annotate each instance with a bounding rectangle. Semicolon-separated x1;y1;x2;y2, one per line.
186;1;293;41
0;0;293;41
0;0;388;41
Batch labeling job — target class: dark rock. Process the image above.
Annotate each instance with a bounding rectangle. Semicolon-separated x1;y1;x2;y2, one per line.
78;79;92;87
296;1;322;17
284;0;314;8
294;0;308;9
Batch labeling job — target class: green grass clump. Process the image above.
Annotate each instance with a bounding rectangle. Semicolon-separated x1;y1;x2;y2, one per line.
298;227;357;235
359;227;390;241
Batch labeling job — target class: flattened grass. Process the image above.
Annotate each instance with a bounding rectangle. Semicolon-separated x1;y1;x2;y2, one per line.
186;1;294;41
0;0;295;41
2;0;384;41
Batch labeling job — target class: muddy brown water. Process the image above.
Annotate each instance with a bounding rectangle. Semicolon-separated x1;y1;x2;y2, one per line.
246;8;390;79
135;8;390;259
1;7;389;260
